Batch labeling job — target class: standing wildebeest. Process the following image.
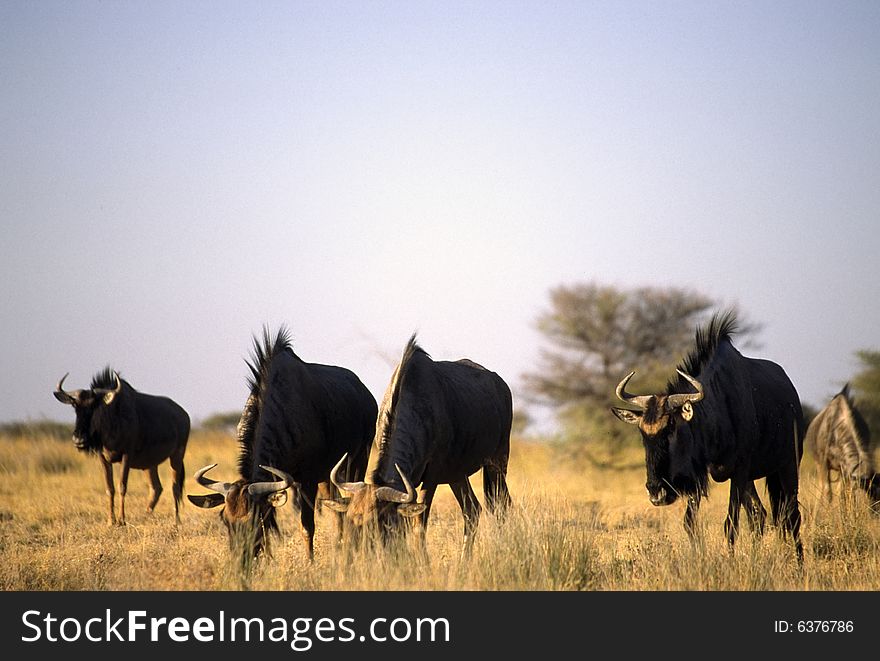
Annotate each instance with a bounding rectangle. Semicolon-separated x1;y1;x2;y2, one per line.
187;327;376;563
611;312;806;562
806;384;879;509
54;368;190;525
325;334;513;556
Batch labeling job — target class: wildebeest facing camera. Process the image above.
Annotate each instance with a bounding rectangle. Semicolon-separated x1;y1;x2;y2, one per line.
53;368;190;526
612;311;806;564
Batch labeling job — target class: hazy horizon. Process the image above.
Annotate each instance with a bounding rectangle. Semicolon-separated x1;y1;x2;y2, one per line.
2;2;878;429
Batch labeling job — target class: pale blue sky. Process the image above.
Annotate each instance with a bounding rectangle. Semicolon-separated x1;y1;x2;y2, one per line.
2;1;878;427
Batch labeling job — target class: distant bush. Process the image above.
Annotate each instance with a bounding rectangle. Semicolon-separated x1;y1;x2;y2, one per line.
199;411;241;434
0;420;71;440
851;349;880;442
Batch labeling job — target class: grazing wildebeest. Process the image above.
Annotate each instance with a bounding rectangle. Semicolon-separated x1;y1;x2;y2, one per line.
53;368;190;525
325;334;513;556
187;327;376;563
611;312;806;562
806;384;879;510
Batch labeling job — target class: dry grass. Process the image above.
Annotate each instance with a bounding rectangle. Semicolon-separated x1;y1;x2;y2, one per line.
1;430;878;591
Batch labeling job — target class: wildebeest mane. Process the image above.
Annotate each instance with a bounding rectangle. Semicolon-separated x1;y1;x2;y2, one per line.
670;310;739;392
373;333;429;475
236;325;295;477
840;386;871;447
91;366;123;390
663;311;740;499
835;385;873;473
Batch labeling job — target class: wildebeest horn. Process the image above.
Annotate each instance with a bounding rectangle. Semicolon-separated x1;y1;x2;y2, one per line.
375;463;416;504
54;373;78;404
247;465;295;496
93;370;122;396
330;453;368;494
666;370;704;409
194;464;236;496
615;371;653;410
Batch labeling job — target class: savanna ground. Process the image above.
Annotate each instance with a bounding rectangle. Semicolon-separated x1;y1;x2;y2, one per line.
1;430;878;591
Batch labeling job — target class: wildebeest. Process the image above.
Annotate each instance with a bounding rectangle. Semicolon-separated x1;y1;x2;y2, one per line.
53;368;190;525
325;334;513;556
611;311;806;561
806;384;879;509
187;327;376;563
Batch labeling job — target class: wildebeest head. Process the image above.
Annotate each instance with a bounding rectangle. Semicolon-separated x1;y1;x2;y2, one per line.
324;453;425;546
611;370;705;506
187;464;293;562
53;370;124;453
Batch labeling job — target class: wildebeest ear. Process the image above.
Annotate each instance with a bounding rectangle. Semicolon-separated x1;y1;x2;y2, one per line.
398;503;427;518
611;407;642;425
267;490;288;508
322;500;350;513
102;391;117;406
187;493;226;509
53;391;74;405
681;401;694;422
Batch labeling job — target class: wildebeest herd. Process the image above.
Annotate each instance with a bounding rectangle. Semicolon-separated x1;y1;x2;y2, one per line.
53;311;877;569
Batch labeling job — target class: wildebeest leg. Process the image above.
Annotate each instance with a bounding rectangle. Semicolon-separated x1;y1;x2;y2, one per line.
316;483;344;546
118;454;131;526
415;485;437;559
724;482;743;551
169;447;185;523
866;474;880;513
299;481;319;561
482;456;512;518
866;474;880;500
449;479;481;559
742;482;767;535
100;455;116;526
767;471;804;564
683;494;701;539
146;466;163;513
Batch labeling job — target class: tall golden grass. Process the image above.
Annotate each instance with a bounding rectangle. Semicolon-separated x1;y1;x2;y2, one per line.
1;430;878;590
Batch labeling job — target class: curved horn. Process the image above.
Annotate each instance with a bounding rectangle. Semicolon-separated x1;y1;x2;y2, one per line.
247;465;296;496
194;464;235;496
54;373;77;404
615;371;653;410
330;453;368;495
375;463;416;504
666;370;705;410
